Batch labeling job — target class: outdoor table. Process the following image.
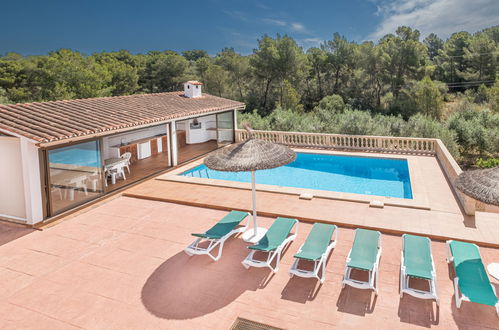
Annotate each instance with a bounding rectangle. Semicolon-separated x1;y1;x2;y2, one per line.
104;158;127;184
487;263;499;281
104;158;123;167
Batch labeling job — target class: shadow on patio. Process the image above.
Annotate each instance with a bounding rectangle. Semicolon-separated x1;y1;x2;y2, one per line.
141;238;273;319
0;221;35;246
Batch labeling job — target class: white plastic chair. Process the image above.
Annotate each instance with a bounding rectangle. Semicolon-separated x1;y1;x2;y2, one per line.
120;152;132;174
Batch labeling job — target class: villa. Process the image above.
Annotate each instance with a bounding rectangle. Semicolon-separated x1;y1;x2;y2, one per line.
0;83;498;329
0;81;244;224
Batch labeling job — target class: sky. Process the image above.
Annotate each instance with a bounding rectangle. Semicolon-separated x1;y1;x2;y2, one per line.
1;0;498;56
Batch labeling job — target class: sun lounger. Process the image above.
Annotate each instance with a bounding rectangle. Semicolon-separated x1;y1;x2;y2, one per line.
242;217;298;273
342;229;382;294
184;211;250;261
446;240;499;316
400;234;439;304
289;223;338;283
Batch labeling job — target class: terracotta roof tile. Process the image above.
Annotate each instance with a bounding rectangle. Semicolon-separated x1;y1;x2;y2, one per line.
0;92;245;144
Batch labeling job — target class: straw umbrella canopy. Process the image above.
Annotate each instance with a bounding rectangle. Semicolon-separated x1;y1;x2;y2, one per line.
455;166;499;207
204;126;296;242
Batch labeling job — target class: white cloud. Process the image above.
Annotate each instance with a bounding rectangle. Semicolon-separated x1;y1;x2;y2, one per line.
290;23;306;32
261;18;308;34
370;0;499;40
299;38;323;49
262;18;287;27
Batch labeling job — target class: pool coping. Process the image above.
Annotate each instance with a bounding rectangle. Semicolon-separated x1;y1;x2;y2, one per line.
157;148;431;210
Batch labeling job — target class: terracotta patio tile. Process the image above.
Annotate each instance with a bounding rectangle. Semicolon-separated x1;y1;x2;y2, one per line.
2;197;498;329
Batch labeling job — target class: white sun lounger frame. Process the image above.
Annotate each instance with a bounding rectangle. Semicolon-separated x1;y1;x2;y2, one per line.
184;212;250;261
400;234;439;305
289;227;338;283
242;219;298;273
342;230;382;295
446;240;499;316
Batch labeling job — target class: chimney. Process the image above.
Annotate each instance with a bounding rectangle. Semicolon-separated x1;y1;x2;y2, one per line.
183;81;203;98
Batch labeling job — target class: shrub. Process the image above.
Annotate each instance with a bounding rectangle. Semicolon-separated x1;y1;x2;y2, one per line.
475;157;499;168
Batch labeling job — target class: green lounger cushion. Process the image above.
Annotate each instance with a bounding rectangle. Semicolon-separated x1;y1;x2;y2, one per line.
403;234;433;280
294;223;337;261
449;240;498;307
192;211;248;239
347;229;380;271
249;217;297;252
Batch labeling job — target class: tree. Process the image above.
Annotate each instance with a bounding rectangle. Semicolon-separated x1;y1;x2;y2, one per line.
250;34;305;113
215;48;250;100
489;81;499;112
436;31;472;85
139;51;188;92
182;49;208;62
463;33;497;81
378;27;428;97
280;80;302;111
321;33;357;96
93;52;139;96
424;33;444;60
411;76;446;119
204;64;227;97
306;47;327;101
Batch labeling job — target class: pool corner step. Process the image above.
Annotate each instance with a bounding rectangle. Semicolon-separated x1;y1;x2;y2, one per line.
299;193;314;200
369;200;384;208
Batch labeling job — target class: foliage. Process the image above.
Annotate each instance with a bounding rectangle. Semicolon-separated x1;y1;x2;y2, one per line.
1;24;499;166
447;104;499;159
238;101;460;158
489;81;499;112
475;157;499;168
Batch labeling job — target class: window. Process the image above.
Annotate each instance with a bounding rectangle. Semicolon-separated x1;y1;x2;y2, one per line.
47;140;103;214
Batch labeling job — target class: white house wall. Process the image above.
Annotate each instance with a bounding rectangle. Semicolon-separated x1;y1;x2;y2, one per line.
102;125;167;159
20;138;43;224
184;114;217;144
0;136;27;221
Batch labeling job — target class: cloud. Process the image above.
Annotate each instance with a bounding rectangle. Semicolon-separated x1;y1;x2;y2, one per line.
254;1;270;10
299;38;323;49
370;0;499;40
222;10;250;22
290;23;306;32
262;18;287;27
261;18;308;33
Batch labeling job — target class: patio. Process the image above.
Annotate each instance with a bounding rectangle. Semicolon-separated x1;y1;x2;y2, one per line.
0;196;497;329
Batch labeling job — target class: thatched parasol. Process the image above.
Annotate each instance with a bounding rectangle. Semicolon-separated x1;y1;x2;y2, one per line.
455;166;499;207
204;125;296;242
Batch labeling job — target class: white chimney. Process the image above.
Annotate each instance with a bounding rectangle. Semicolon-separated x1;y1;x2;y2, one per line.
183;81;203;98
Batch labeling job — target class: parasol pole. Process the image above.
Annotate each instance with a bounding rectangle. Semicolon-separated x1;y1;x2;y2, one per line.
251;170;257;235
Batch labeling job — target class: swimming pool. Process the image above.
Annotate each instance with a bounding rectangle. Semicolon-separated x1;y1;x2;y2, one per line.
181;153;413;199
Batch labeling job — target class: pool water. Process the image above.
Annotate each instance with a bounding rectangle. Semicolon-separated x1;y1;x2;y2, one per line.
181;153;413;199
48;142;101;168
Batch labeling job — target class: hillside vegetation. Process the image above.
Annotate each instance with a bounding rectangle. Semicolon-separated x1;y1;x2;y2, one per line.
1;26;498;167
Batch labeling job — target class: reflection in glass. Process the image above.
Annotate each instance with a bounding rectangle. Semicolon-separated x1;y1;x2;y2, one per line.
48;140;103;214
216;111;234;145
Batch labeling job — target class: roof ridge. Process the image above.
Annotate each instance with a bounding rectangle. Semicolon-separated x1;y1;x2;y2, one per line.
2;91;187;108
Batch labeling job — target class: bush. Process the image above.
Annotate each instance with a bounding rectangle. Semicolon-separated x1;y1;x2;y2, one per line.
475;157;499;168
402;114;460;157
447;107;499;157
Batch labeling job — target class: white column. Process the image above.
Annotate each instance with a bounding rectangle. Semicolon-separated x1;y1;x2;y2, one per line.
170;120;178;166
20;138;44;224
233;109;238;130
166;123;172;167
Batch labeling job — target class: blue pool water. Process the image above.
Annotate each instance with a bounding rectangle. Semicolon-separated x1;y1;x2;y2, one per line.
182;153;413;199
48;142;101;168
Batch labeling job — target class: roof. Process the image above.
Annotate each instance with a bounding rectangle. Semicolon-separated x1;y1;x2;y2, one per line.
0;92;245;145
185;81;203;85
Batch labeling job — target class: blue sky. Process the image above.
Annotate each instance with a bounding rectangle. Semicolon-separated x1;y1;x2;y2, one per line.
1;0;498;55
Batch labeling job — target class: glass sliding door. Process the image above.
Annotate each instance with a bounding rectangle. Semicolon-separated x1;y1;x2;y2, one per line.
216;111;234;146
47;140;104;214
